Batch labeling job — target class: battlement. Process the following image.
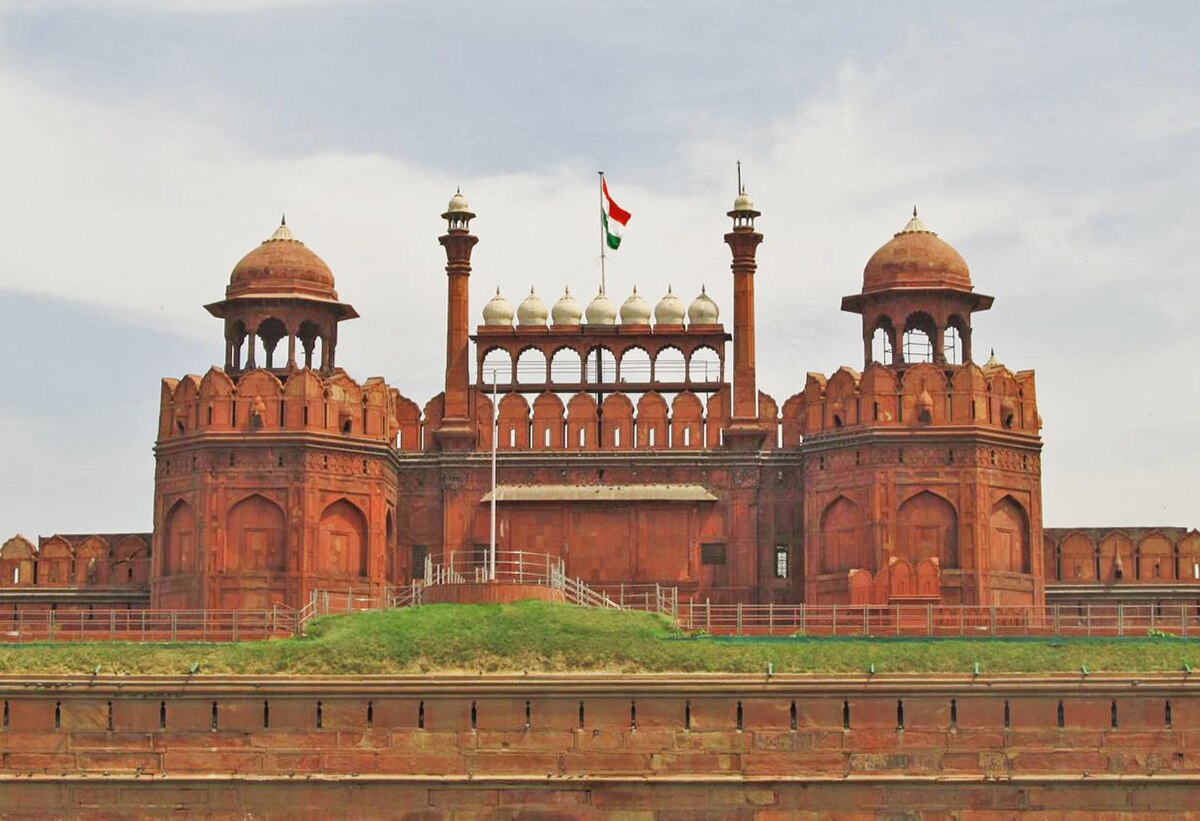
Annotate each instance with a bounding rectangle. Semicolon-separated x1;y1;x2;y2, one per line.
0;533;150;590
781;360;1040;447
157;366;401;446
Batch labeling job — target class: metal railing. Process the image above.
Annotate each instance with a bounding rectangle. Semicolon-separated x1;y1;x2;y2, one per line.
0;607;295;643
680;601;1200;638
422;549;563;587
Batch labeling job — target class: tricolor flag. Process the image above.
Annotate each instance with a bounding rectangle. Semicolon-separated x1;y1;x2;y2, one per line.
601;178;631;250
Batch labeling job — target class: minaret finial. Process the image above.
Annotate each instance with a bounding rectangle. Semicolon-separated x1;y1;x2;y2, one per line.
737;160;743;195
912;205;918;219
281;213;286;226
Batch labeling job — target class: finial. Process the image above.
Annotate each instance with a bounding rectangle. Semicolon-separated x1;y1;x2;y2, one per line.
701;284;707;294
495;287;501;295
529;286;535;295
564;286;571;295
737;160;743;195
281;213;287;226
632;284;638;294
668;284;673;294
912;205;918;219
456;186;461;194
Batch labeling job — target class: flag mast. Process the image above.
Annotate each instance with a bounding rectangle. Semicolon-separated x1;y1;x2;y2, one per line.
598;170;607;294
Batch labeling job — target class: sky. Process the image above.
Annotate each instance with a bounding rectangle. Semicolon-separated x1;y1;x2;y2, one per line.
0;0;1197;539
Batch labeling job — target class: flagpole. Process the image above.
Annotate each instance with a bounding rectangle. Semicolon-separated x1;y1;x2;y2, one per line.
598;170;606;295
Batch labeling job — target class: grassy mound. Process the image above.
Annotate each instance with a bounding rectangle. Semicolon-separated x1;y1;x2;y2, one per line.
0;601;1196;676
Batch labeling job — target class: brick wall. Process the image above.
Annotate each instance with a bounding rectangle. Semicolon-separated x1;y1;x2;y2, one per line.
0;674;1197;817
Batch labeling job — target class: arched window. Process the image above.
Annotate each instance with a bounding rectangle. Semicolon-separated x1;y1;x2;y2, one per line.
584;347;617;384
619;347;651;383
871;327;894;365
550;348;582;384
688;346;722;386
256;318;288;369
480;348;512;386
943;325;963;365
902;313;937;365
654;347;686;383
515;348;547;385
297;321;322;370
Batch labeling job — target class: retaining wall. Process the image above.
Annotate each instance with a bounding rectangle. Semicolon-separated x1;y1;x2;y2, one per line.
0;674;1197;817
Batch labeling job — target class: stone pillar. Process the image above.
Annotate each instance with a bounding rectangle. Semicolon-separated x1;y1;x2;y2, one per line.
723;191;766;450
435;192;479;451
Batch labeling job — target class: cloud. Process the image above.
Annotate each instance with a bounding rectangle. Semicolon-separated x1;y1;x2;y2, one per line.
0;4;1197;539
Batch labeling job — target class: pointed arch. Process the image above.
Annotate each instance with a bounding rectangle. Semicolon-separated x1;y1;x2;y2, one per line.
820;496;871;574
989;496;1030;574
895;491;958;569
162;500;196;577
318;499;369;578
226;494;286;572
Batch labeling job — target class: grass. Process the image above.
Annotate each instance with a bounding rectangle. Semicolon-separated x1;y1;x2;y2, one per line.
0;601;1196;676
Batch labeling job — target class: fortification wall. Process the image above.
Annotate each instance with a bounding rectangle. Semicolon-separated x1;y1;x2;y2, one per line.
0;674;1196;817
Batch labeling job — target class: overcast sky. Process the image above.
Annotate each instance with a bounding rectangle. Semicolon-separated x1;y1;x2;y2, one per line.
0;0;1197;539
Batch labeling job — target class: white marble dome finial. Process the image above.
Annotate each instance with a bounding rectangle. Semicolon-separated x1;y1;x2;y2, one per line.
620;285;652;325
482;288;513;326
552;287;582;326
517;287;549;326
687;285;720;324
585;289;618;325
654;285;685;325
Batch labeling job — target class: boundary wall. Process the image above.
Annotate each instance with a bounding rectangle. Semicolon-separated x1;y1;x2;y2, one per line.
0;674;1198;817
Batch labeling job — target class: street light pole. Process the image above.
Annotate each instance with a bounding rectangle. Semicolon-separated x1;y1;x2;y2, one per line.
489;369;498;582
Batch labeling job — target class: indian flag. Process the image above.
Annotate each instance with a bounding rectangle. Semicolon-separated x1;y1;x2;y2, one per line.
601;178;631;250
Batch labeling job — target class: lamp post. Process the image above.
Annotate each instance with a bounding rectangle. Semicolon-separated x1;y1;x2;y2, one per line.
489;369;498;582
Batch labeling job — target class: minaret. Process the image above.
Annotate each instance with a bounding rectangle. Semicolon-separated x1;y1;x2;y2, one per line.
435;189;478;450
723;170;765;449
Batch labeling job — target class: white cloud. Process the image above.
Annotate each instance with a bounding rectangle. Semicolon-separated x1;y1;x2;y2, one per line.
0;7;1197;538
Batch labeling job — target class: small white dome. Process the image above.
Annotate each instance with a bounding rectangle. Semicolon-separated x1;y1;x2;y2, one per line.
619;286;652;325
654;285;685;325
732;191;755;212
585;289;618;325
516;287;549;326
482;288;513;326
446;189;471;214
687;285;720;324
551;287;582;326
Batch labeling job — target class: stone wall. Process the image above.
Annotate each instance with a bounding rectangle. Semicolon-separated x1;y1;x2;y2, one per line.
0;673;1197;816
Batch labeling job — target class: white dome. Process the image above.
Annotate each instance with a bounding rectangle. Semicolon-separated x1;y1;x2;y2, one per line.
687;285;720;324
447;190;471;213
551;287;582;326
732;191;755;212
619;286;652;325
482;288;513;326
516;287;549;326
654;285;685;325
585;290;618;325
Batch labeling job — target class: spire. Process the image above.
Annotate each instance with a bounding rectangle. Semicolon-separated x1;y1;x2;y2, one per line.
268;216;296;242
900;206;932;235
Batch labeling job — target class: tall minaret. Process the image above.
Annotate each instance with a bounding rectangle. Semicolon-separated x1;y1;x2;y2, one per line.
723;171;765;449
435;190;478;451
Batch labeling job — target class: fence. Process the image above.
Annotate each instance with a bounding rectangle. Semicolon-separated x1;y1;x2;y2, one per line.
681;601;1200;638
0;607;295;643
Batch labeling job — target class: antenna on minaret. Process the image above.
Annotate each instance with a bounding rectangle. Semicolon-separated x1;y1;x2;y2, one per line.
737;160;743;195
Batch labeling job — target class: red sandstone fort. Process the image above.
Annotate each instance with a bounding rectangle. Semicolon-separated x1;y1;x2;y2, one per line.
1;189;1196;616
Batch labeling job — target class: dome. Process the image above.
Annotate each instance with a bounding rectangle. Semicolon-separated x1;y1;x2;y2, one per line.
516;287;549;326
862;209;971;294
654;286;685;325
619;286;651;325
482;288;513;326
446;189;471;214
687;285;719;324
585;290;618;325
551;288;582;326
732;192;757;213
228;219;336;299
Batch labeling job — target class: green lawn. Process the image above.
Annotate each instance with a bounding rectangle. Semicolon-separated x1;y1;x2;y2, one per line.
0;601;1196;676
